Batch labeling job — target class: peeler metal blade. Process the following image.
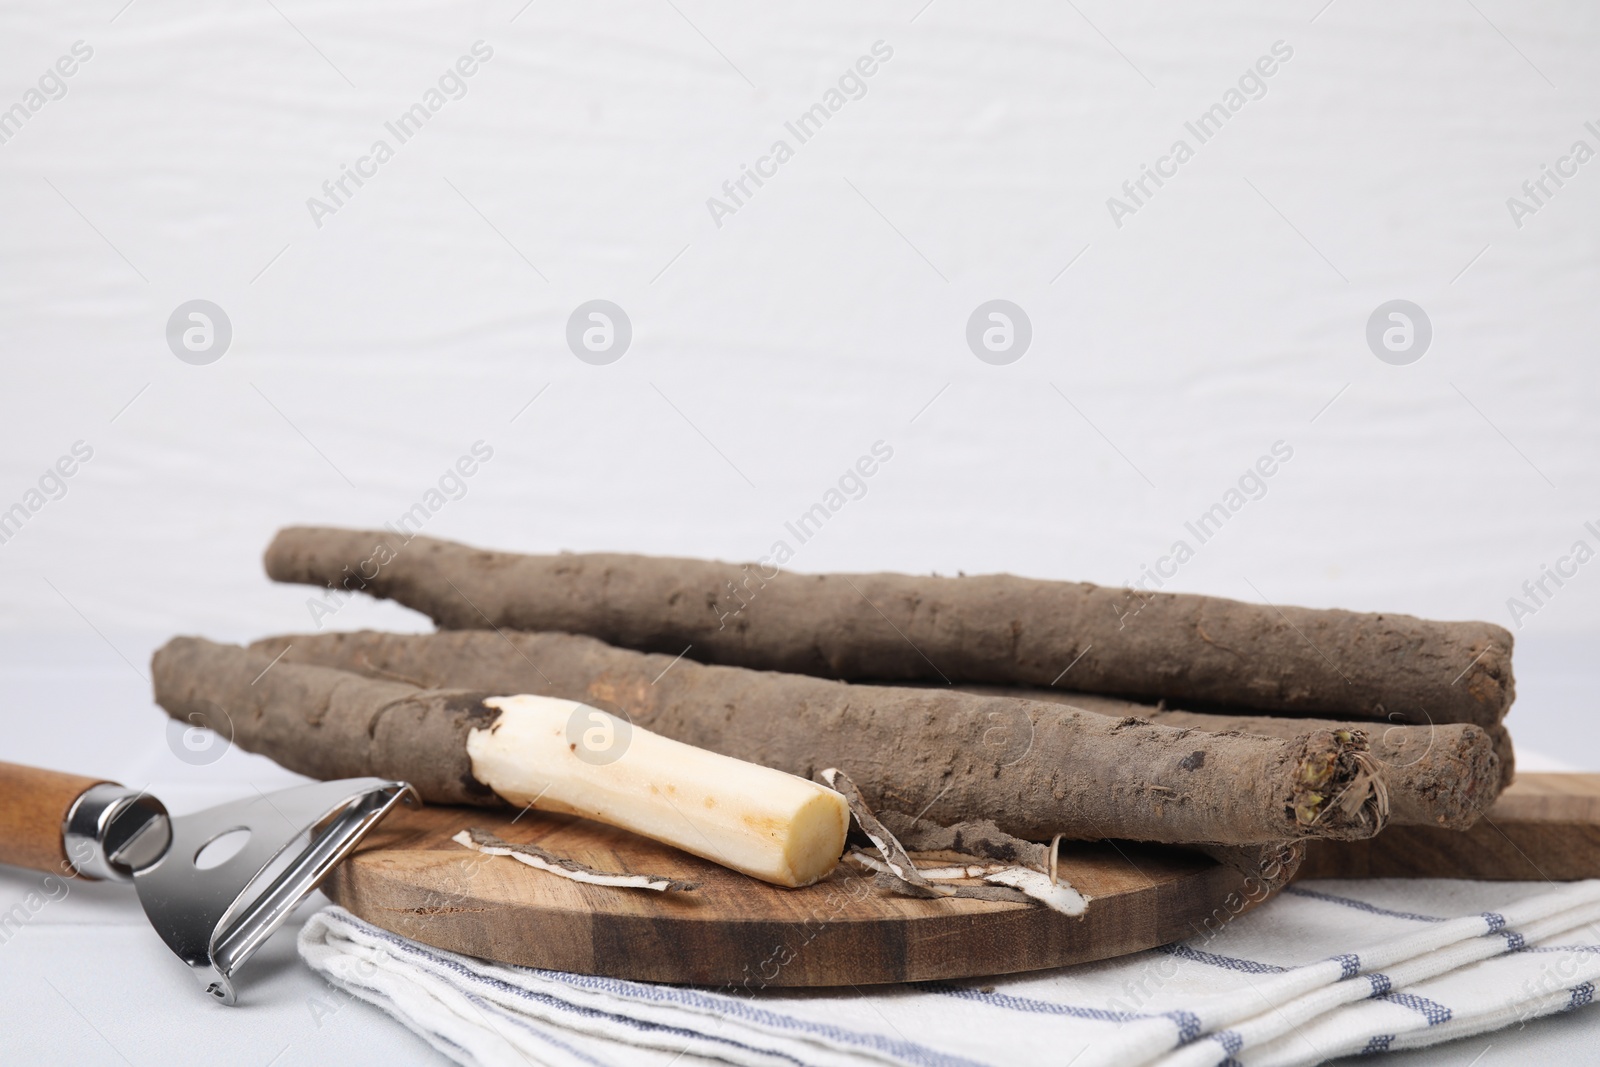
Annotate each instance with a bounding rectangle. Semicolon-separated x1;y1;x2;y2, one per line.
130;777;416;1005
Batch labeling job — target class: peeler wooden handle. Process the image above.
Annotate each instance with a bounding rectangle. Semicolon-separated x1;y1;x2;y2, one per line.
0;761;168;881
0;761;110;875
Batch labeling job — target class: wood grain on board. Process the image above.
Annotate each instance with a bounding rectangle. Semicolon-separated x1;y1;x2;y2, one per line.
322;802;1263;987
1299;773;1600;881
323;775;1600;984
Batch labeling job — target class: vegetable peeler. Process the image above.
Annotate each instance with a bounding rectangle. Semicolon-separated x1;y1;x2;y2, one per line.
0;761;415;1004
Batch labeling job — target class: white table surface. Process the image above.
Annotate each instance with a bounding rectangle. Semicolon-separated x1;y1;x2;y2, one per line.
0;640;451;1066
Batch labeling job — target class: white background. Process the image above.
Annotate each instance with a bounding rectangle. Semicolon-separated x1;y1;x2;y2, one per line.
1;2;1597;1064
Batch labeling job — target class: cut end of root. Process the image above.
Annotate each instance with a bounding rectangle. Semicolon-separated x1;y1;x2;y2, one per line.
783;788;855;888
1289;730;1388;839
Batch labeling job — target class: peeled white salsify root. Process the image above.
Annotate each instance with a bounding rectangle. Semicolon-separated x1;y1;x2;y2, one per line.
466;695;850;888
451;829;698;892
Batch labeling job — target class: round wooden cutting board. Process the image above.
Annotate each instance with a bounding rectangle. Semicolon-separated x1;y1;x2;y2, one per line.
322;802;1264;987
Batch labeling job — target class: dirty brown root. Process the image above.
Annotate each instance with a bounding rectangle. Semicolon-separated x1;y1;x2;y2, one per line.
234;629;1388;847
151;637;501;806
1485;723;1516;789
959;687;1505;830
263;526;1514;726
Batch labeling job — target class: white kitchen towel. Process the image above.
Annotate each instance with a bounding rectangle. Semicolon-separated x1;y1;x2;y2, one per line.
299;879;1600;1067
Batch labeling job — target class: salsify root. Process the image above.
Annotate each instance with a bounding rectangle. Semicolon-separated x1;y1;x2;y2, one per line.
224;628;1391;846
957;686;1505;830
151;637;849;888
262;526;1514;727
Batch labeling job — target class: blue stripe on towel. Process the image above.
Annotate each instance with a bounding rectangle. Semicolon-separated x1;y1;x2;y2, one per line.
1329;953;1362;980
1155;943;1287;975
1377;992;1452;1026
923;984;1201;1045
923;982;1153;1023
1358;1034;1393;1055
1359;972;1452;1026
1564;983;1595;1012
1169;1010;1203;1044
465;991;618;1067
1283;886;1445;923
333;913;991;1067
385;939;814;1067
551;971;991;1067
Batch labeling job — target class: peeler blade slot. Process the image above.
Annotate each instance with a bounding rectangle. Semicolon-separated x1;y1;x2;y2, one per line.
134;778;416;1005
